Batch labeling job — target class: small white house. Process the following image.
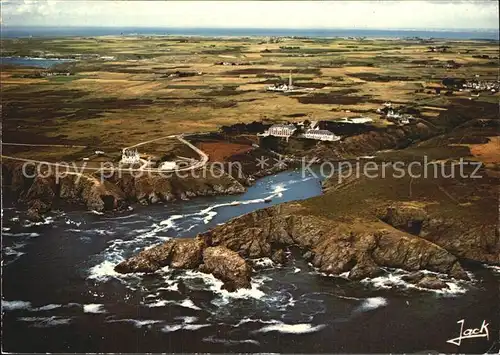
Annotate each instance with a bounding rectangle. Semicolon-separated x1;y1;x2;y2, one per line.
159;161;177;170
386;110;402;119
121;148;140;164
303;129;340;142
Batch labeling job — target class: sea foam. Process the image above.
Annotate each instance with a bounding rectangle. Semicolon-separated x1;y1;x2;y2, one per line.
357;297;388;312
253;321;326;334
2;300;32;311
83;304;106;314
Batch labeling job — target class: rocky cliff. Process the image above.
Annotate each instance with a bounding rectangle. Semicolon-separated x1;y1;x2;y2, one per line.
115;200;471;290
1;161;246;220
109;166;246;204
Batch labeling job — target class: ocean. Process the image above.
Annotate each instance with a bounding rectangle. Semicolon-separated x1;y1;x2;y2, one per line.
2;27;499;40
1;57;76;68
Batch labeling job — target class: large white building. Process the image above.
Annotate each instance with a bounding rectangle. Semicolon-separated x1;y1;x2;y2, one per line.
303;129;340;142
266;124;297;140
121;148;140;164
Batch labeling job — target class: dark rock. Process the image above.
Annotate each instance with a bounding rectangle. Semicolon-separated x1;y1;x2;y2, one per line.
26;208;44;222
302;250;314;260
201;246;252;291
348;260;384;280
114;241;176;273
29;199;51;213
449;262;469;280
149;193;159;204
416;276;450;290
22;175;56;205
371;230;469;279
170;238;205;269
25;199;51;222
114;255;160;274
271;249;286;265
198;263;209;273
402;272;425;283
114;238;205;274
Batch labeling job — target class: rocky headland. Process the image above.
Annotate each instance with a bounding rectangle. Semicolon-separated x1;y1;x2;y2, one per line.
115;100;499;290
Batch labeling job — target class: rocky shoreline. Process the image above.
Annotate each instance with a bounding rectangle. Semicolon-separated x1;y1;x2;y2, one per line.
114;204;469;289
1;163;245;221
114;99;499;291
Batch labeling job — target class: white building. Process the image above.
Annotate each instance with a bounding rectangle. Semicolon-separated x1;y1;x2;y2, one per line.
267;70;294;92
303;129;340;142
349;117;373;124
266;124;297;140
159;161;177;170
309;120;319;130
121;148;140;164
386;110;402;119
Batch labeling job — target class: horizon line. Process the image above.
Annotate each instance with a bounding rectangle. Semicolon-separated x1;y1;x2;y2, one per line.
1;25;498;32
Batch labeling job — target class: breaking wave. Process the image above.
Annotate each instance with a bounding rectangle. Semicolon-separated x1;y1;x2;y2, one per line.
253;321;326;334
107;319;163;328
83;304;106;314
18;316;72;327
356;297;388;312
203;336;260;346
361;269;469;296
2;300;32;311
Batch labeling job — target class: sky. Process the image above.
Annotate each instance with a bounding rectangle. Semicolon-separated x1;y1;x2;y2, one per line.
1;0;498;30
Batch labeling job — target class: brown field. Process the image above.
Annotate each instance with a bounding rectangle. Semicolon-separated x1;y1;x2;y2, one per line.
196;141;253;162
466;136;500;164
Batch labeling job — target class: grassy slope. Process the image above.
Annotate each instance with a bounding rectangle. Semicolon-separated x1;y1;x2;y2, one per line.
299;99;498;235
